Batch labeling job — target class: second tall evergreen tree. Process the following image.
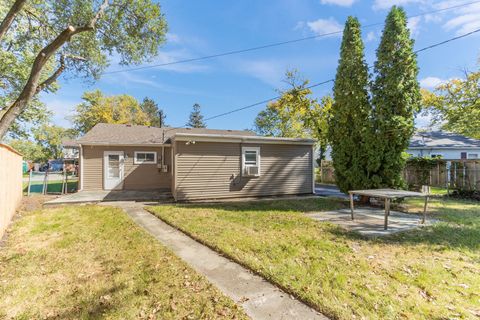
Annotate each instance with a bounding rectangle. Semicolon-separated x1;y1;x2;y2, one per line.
329;16;372;193
370;6;421;188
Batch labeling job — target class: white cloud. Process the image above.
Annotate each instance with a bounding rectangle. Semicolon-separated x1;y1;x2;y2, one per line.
441;2;480;35
238;60;286;87
306;18;343;37
166;33;181;44
365;31;377;42
407;16;422;37
103;73;204;96
40;97;80;127
373;0;425;10
419;76;446;88
150;50;209;73
320;0;356;7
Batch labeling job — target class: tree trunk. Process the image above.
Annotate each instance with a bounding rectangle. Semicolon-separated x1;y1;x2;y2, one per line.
0;0;27;40
0;0;109;139
0;25;90;139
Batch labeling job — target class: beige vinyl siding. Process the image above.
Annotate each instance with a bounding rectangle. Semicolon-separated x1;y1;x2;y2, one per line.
82;145;171;191
175;141;313;201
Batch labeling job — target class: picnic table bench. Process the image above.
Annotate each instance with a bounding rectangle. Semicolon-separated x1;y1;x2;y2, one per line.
348;189;429;230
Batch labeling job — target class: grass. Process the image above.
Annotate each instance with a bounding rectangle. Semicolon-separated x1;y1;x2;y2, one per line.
0;205;247;319
148;197;480;320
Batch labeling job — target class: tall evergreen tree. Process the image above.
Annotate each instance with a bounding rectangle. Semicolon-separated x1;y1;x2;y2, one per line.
187;103;206;128
329;16;372;193
370;6;421;188
140;97;167;127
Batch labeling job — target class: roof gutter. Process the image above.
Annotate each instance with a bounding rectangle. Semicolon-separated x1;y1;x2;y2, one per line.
172;133;315;145
77;142;172;147
408;146;480;150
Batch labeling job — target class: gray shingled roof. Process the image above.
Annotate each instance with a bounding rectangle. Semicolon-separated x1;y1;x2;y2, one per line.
409;131;480;148
77;123;256;145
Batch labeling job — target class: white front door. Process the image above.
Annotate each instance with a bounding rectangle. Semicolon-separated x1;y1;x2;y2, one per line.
104;151;124;190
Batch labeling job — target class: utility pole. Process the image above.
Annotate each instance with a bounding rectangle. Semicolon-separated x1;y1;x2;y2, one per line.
158;110;164;127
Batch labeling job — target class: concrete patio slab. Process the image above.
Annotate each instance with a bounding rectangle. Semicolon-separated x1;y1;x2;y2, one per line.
315;184;348;199
306;208;437;237
44;190;172;206
106;201;326;320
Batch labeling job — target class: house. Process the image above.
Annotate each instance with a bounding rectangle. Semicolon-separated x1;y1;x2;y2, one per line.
61;140;80;174
76;123;315;201
62;140;80;160
407;131;480;160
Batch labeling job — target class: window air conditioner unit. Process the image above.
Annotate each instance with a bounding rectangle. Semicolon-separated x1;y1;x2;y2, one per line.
244;166;259;177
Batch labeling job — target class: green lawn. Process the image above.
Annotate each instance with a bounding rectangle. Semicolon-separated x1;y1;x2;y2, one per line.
0;205;247;319
148;198;480;320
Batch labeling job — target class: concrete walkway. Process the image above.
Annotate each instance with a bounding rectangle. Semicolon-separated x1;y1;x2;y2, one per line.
315;184;348;199
106;202;326;320
44;190;172;205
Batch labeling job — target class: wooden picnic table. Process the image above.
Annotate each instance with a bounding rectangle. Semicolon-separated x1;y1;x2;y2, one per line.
348;189;429;230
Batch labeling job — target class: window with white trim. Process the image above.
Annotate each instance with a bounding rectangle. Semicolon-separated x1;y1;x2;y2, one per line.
134;151;157;164
242;147;260;176
468;153;478;159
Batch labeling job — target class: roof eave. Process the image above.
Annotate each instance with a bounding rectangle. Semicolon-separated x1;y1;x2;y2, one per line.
172;133;315;145
77;142;172;147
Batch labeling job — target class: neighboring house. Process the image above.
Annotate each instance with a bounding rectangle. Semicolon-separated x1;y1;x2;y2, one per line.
407;131;480;160
76;123;315;201
62;140;80;173
62;140;79;160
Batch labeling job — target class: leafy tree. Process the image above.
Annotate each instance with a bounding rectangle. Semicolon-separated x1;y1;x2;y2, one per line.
0;0;168;139
328;16;372;193
422;71;480;139
8;138;46;162
254;102;305;138
72;90;151;135
254;70;332;160
186;103;206;128
370;6;421;188
32;123;75;160
140;97;167;127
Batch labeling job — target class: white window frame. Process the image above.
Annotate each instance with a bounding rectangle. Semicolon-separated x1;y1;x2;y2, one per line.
242;147;261;176
134;151;157;164
468;153;479;159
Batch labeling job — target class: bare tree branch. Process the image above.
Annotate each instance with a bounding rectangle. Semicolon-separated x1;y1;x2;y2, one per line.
0;0;27;40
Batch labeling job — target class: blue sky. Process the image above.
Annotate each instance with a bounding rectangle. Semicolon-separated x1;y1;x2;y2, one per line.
42;0;480;131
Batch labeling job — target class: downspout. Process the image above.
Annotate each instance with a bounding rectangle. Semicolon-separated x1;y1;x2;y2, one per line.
311;145;315;194
79;144;83;191
161;146;165;168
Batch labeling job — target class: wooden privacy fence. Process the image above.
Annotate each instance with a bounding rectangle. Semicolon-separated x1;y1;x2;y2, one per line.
404;160;480;190
0;144;23;238
318;160;480;190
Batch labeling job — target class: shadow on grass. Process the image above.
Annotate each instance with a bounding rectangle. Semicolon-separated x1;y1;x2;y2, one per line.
168;197;348;213
45;283;128;320
329;200;480;251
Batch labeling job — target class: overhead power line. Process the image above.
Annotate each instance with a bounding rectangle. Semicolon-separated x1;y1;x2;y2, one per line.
164;27;480;132
104;0;480;75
